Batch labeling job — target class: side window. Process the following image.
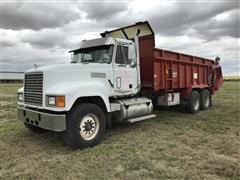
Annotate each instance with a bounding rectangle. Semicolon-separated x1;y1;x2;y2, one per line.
83;54;92;61
115;46;129;64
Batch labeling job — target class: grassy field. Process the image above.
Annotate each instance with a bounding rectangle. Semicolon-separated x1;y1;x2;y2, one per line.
224;76;240;80
224;76;240;82
0;82;239;179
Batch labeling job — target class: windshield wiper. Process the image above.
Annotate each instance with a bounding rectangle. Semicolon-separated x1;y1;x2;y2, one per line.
81;59;95;64
82;60;95;63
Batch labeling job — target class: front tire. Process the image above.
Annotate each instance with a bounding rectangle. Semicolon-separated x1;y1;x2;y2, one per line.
186;90;200;114
64;103;106;149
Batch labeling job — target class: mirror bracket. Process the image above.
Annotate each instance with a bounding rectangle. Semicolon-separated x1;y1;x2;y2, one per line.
130;60;137;68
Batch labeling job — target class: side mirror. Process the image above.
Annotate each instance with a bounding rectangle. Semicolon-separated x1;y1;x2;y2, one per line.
128;44;137;68
128;44;136;60
130;60;137;68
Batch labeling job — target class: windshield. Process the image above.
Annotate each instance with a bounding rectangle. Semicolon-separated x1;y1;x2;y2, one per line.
71;45;113;64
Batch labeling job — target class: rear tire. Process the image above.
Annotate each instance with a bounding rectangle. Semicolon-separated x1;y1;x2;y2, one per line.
200;89;211;110
64;103;106;149
186;90;200;114
24;123;46;134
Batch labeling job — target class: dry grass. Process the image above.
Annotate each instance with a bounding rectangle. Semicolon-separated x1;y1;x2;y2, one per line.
0;82;239;179
224;76;240;82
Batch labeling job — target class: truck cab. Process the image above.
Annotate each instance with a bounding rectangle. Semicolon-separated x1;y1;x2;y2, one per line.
17;25;155;149
70;37;139;97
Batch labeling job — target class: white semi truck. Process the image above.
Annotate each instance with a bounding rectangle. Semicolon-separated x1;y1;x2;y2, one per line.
17;22;223;149
17;22;156;149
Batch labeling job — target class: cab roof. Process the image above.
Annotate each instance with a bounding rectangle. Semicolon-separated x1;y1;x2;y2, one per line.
69;37;115;53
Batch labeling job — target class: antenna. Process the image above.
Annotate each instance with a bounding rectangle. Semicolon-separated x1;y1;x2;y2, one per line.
33;64;38;70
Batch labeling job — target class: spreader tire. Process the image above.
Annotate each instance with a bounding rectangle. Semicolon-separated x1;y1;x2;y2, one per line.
200;89;211;110
186;90;200;114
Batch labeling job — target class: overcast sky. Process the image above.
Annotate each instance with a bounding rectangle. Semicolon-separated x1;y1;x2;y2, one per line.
1;0;239;75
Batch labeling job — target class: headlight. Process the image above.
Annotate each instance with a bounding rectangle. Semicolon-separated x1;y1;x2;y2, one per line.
47;95;65;107
18;93;23;101
48;96;56;106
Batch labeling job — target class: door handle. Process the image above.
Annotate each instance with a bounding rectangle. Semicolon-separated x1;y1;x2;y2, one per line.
117;64;127;67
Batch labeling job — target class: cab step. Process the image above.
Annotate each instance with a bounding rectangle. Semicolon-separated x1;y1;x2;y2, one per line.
128;114;156;123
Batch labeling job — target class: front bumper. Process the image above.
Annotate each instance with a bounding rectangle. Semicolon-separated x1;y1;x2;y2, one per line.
17;106;66;132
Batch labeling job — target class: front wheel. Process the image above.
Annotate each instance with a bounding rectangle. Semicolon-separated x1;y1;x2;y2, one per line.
64;103;106;149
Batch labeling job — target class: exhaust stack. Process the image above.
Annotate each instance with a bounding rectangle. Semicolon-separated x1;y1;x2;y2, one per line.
135;29;141;93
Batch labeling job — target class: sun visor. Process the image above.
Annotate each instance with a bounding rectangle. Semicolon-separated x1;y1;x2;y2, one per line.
100;21;154;40
69;37;114;53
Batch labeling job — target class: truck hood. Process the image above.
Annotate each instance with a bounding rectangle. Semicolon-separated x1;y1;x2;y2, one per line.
25;63;112;92
26;63;111;74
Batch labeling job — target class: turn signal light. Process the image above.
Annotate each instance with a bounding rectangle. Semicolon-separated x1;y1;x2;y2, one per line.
56;96;65;107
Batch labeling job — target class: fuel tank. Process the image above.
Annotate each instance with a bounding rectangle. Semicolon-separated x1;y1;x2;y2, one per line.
114;97;153;122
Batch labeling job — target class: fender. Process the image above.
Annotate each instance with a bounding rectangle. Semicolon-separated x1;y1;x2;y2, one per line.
45;81;111;112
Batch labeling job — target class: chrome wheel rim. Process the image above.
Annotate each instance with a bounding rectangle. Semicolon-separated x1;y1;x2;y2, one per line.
80;114;99;141
193;96;200;111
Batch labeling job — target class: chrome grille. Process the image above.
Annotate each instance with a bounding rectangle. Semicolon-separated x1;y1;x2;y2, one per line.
24;72;43;106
